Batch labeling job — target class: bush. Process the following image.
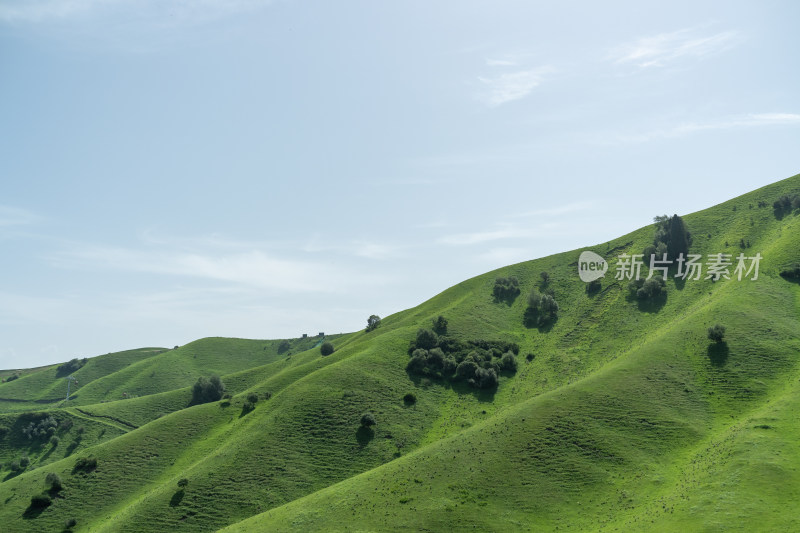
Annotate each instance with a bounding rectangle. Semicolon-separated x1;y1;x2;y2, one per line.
708;324;726;343
64;518;78;529
50;436;60;447
320;342;335;356
492;276;520;301
526;353;535;362
472;367;498;389
241;401;255;414
277;340;291;354
177;478;189;488
431;315;448;334
246;392;259;404
5;373;19;382
73;456;97;473
59;418;74;432
365;314;381;332
46;472;63;491
403;393;417;404
29;493;52;509
9;460;21;472
540;271;550;285
500;352;518;372
20;455;30;467
525;290;558;326
630;276;666;300
415;329;439;350
360;413;377;428
191;376;225;404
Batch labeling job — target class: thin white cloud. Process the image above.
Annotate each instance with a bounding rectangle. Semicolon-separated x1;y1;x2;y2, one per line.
49;243;385;293
610;113;800;144
610;28;739;68
477;66;553;107
0;206;39;227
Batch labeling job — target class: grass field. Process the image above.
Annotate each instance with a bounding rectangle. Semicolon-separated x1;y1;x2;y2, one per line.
1;172;798;532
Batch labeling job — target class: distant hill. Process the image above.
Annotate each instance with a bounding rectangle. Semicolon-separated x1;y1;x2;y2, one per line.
1;172;798;532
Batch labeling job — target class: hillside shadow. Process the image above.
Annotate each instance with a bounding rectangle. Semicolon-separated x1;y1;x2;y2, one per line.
523;309;557;332
22;500;49;520
447;379;497;402
355;427;374;447
672;276;686;291
169;489;185;507
636;293;667;313
4;469;24;481
406;373;496;402
40;445;56;462
492;293;519;306
707;342;729;367
585;281;602;297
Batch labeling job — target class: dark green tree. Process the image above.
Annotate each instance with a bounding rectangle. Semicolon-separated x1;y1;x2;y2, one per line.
360;413;377;428
320;341;335;356
707;324;726;343
415;328;439;350
366;314;381;332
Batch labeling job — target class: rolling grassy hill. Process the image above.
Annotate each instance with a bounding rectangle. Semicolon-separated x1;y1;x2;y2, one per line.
1;172;798;532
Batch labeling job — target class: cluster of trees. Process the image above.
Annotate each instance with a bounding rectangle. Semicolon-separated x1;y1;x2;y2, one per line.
493;276;520;301
3;373;19;382
190;376;225;405
644;214;691;261
628;275;667;300
21;414;58;442
524;289;559;327
773;194;800;214
405;327;519;389
56;358;87;377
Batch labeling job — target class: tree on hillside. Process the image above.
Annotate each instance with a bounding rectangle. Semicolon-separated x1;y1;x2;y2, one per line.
707;324;726;343
431;315;448;334
645;214;691;261
191;375;225;405
366;314;381;332
320;341;335;356
360;413;376;428
415;328;439;350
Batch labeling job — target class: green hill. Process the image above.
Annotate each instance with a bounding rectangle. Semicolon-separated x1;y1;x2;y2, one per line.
1;172;798;532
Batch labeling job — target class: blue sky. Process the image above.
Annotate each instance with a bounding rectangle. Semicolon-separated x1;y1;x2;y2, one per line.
1;1;798;369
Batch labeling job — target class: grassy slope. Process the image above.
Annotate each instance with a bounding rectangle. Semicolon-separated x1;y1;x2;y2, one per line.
0;172;797;532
